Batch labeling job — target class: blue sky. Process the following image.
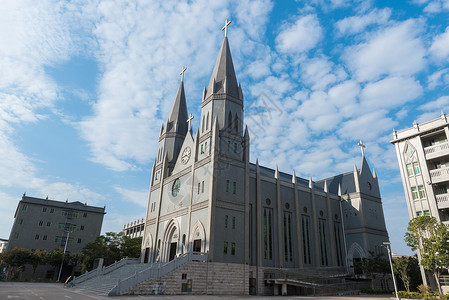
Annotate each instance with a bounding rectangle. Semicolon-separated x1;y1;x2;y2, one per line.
1;0;449;255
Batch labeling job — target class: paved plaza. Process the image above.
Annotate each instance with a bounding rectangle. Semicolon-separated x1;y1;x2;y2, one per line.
0;282;394;300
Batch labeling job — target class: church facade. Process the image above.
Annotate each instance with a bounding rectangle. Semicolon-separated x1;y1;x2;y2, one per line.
141;28;389;283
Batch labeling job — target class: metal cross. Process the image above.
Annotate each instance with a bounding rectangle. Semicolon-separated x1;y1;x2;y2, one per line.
187;114;194;129
180;66;187;82
358;140;366;156
222;19;232;37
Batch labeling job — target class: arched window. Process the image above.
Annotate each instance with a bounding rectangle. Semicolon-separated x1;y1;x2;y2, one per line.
202;116;205;133
228;111;232;130
234;114;238;132
206;112;209;131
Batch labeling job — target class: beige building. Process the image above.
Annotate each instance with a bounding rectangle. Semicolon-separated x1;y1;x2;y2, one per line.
391;113;449;285
123;219;145;239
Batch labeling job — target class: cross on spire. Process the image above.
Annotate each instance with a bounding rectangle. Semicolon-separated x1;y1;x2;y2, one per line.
222;19;232;37
187;113;194;130
358;140;366;157
180;66;187;82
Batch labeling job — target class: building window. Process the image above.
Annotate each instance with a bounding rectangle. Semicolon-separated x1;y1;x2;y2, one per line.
225;215;228;228
77;238;82;244
22;204;27;211
38;220;43;226
334;222;344;266
58;223;65;230
198;183;200;194
231;242;236;255
42;207;47;212
83;212;87;217
226;180;229;192
206;113;209;130
55;236;62;243
224;241;228;254
202;181;204;193
43;235;47;241
418;185;426;199
424;210;430;216
319;219;329;266
406;164;413;176
73;212;79;218
413;162;421;175
284;212;293;262
233;182;236;194
263;208;273;260
18;218;23;225
50;208;54;213
234;143;237;153
232;216;235;229
62;210;67;217
201;144;204;154
406;145;415;157
46;221;51;227
302;215;312;265
13;232;19;239
205;142;208;152
35;234;39;240
411;187;419;200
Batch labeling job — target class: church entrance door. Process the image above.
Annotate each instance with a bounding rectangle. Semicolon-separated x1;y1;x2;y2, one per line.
193;239;201;252
169;242;177;261
144;248;150;263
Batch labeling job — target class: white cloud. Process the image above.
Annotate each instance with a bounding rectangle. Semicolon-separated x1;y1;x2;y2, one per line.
360;76;423;109
275;14;322;54
336;8;391;35
430;27;449;60
114;186;148;208
344;19;426;82
300;56;347;90
427;68;449;89
337;110;397;140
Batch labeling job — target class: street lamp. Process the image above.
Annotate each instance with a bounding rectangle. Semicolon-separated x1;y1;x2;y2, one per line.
382;241;399;300
57;230;73;282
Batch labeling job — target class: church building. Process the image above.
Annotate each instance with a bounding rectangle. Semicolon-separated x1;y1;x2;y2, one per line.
141;21;389;294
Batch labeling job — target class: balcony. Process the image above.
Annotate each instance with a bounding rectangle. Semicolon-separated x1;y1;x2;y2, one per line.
436;193;449;209
429;166;449;184
424;141;449;160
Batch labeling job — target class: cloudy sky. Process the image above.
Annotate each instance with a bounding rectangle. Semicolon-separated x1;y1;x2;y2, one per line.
1;0;449;255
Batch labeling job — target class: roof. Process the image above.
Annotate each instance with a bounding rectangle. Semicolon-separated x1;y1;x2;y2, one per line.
166;81;189;135
205;37;240;99
20;195;106;214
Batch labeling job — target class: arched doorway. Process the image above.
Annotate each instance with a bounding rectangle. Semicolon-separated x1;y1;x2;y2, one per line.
189;221;206;253
143;234;153;263
162;219;180;262
348;242;366;276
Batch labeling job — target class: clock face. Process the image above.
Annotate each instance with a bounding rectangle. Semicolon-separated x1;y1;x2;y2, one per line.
172;179;181;197
181;147;191;164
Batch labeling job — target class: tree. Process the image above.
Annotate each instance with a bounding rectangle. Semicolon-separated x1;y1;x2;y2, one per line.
393;256;420;292
80;233;142;271
404;216;449;298
1;248;30;280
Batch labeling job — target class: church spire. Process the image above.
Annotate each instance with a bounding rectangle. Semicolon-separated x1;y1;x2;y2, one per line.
204;21;240;100
166;79;189;135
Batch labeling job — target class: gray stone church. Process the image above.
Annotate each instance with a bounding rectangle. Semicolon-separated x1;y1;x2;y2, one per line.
140;26;389;292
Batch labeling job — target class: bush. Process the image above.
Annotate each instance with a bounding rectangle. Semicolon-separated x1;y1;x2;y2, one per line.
396;291;440;299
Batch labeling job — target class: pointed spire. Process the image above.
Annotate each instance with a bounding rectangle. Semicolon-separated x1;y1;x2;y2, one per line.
309;176;313;189
167;81;189;135
373;168;377;179
274;165;279;179
354;163;360;192
205;36;239;99
338;184;342;196
202;86;207;101
323;180;328;193
292;170;296;184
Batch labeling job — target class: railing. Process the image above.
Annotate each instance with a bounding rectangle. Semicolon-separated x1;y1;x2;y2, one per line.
429;166;449;181
72;257;139;285
436;193;449;209
424;142;449;156
108;251;208;296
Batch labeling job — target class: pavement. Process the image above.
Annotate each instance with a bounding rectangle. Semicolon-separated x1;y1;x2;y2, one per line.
0;282;394;300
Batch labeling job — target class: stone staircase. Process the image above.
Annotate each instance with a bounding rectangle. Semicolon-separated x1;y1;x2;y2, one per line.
75;263;150;295
71;252;209;296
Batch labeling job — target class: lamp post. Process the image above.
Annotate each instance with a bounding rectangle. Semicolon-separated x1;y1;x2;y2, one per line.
57;230;72;282
383;241;399;300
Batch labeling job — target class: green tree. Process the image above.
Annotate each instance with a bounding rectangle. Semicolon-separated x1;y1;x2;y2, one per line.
29;250;47;277
2;248;30;280
80;233;142;271
404;216;449;298
122;236;142;258
393;256;418;292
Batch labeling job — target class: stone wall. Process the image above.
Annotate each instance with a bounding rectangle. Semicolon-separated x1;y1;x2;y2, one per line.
125;261;250;295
